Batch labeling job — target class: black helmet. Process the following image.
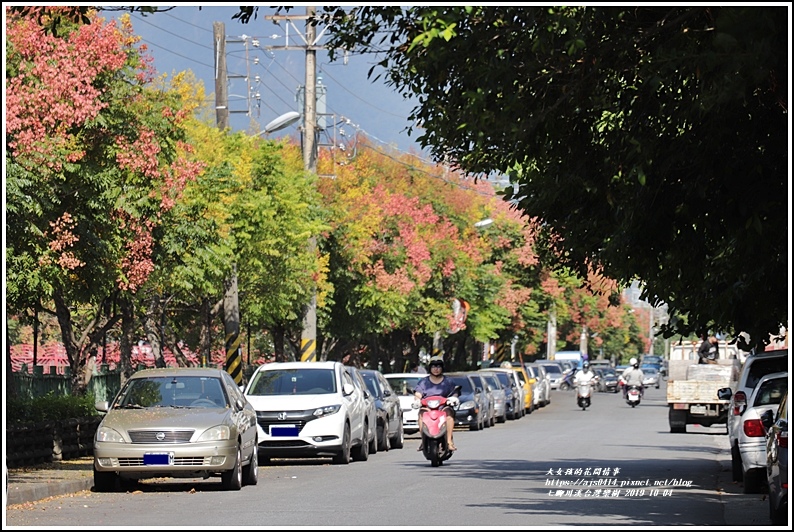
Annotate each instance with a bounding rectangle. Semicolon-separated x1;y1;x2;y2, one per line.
582;361;591;371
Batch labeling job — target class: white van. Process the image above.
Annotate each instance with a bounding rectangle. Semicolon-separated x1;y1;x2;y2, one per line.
551;350;584;367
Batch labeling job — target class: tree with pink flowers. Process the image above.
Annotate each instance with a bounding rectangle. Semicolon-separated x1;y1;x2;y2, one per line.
5;8;202;394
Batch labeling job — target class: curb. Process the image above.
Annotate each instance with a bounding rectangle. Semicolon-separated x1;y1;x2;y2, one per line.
6;477;94;506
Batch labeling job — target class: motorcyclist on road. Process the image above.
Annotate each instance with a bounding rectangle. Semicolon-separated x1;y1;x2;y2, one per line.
412;355;459;451
573;361;596;404
621;358;645;399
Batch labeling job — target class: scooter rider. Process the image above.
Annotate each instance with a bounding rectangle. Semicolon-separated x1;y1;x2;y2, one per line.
573;361;596;403
412;355;459;451
622;358;645;399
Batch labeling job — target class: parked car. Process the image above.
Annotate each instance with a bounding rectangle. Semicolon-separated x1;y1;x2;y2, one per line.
731;371;788;493
508;363;534;414
482;367;525;419
480;369;521;420
538;362;565;390
243;361;373;464
717;348;788;482
446;372;487;430
526;363;551;407
641;367;661;389
358;368;405;451
93;367;259;491
468;372;495;427
479;371;508;423
383;373;426;434
344;366;379;456
761;389;788;525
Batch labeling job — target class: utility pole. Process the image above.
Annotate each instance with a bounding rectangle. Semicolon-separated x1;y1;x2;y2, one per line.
214;21;243;383
265;7;324;363
214;22;229;131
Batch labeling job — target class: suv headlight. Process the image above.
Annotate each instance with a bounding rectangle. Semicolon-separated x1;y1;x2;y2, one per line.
312;404;342;418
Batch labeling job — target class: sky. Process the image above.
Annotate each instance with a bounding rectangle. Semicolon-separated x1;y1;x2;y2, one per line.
109;5;428;157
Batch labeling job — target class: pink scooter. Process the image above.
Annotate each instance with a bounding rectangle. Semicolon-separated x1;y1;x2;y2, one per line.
416;390;460;467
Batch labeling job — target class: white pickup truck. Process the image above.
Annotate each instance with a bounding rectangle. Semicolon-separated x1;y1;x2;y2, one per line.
666;342;741;433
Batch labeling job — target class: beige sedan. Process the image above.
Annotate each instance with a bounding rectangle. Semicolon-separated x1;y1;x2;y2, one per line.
93;367;259;491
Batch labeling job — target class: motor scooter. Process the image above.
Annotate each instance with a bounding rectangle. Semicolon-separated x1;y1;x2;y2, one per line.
414;386;461;467
576;380;594;410
625;384;643;407
559;370;576;391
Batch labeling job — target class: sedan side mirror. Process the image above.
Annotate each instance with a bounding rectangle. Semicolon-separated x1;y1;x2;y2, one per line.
760;409;775;430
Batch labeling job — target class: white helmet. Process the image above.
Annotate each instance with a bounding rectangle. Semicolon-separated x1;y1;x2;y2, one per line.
629;357;638;366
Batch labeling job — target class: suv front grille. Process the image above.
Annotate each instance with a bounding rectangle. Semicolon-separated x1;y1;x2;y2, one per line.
256;410;314;433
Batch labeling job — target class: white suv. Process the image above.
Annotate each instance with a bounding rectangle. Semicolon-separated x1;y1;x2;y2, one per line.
717;349;788;482
243;361;373;464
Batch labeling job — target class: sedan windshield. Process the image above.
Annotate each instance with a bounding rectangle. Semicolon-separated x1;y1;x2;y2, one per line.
114;376;227;409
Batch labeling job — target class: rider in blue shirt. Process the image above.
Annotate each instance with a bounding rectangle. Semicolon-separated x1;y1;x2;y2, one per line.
413;356;458;451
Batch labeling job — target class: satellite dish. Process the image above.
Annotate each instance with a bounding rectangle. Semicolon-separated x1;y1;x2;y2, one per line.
263;111;300;134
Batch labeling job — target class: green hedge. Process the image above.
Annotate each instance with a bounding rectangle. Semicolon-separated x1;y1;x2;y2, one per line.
6;392;100;426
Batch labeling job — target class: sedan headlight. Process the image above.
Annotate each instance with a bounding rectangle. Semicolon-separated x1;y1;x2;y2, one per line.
460;400;476;410
197;424;231;442
96;426;126;443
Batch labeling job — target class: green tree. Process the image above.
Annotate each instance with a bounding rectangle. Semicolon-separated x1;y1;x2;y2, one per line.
259;5;787;352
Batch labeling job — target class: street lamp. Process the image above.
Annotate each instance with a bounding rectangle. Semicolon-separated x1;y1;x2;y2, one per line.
256;111;301;136
474;218;494;229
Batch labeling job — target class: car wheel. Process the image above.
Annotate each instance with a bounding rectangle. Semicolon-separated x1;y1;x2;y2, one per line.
742;467;764;494
378;419;390;452
730;443;743;482
390;418;404;449
243;444;258;486
354;422;370;461
221;446;243;491
332;424;352;464
370;421;379;454
93;466;118;493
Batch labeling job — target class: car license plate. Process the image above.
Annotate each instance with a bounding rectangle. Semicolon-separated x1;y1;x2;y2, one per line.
143;452;174;466
270;424;299;437
690;405;707;415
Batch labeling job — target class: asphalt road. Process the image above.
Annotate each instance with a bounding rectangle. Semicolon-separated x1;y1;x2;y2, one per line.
4;380;773;528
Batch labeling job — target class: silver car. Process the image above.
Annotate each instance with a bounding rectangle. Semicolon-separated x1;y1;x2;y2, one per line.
527;363;551;407
93;367;259;491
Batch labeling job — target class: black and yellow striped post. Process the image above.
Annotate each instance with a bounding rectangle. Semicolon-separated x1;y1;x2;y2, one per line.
493;343;507;365
300;337;316;363
223;267;243;385
225;331;243;385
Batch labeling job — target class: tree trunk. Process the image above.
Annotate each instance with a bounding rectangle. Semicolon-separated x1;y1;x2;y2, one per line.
52;288;80;374
272;325;285;361
118;296;135;385
6;316;17;398
143;296;165;368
